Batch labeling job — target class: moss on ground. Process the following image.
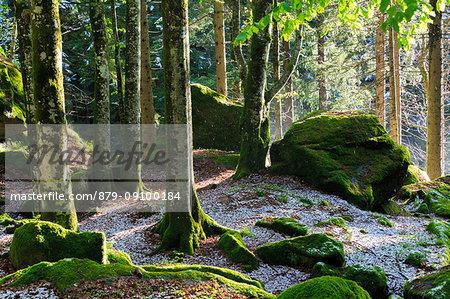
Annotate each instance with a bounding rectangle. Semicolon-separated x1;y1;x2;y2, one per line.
403;268;450;299
0;258;274;298
107;249;133;266
9;221;106;269
311;262;341;277
317;217;346;227
256;217;308;236
270;111;410;211
191;84;243;151
382;200;410;215
405;252;424;268
342;264;387;298
424;190;450;217
378;217;394;227
276;276;371;299
256;233;345;267
202;153;240;168
426;219;450;263
218;231;258;271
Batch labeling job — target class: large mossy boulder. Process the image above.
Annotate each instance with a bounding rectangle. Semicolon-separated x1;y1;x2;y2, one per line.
271;111;411;210
0;56;26;141
218;231;258;271
9;221;106;269
403;268;450;299
256;233;345;267
277;276;371;299
342;264;387;298
191;84;243;151
256;217;308;236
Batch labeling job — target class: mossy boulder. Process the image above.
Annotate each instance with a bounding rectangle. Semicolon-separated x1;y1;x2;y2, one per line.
9;221;107;269
256;217;308;236
381;200;410;215
317;217;346;227
403;165;429;185
191;84;243;151
0;258;274;298
378;217;394;227
405;252;425;268
342;264;387;298
218;231;258;271
270;111;410;211
0;56;26;141
256;233;345;267
403;268;450;299
276;276;371;299
311;262;341;277
424;190;450;217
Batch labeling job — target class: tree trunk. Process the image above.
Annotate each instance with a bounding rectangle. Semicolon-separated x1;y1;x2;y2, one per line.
426;0;443;179
31;0;77;231
231;0;246;97
214;0;227;96
317;14;327;111
235;0;273;179
110;0;125;122
283;39;294;130
388;27;401;144
14;0;34;123
375;12;385;127
9;19;17;62
273;0;282;140
155;0;226;254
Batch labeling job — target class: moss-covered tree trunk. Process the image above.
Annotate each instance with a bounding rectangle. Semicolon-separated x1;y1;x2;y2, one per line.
272;0;282;140
110;0;125;122
235;0;273;179
375;12;385;128
388;27;401;144
31;0;77;230
426;0;443;180
14;0;34;123
283;39;294;130
317;14;327;111
154;0;226;254
214;0;227;96
230;0;247;97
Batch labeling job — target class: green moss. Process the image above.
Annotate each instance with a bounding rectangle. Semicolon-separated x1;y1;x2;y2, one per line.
342;216;353;222
405;252;424;268
191;84;243;151
107;249;133;266
360;229;368;234
256;233;345;267
317;217;346;227
378;217;394;227
0;258;274;298
403;268;450;299
342;264;387;298
270;112;410;211
403;165;424;186
256;217;308;236
399;181;449;202
417;203;429;214
218;231;258;271
424;190;450;217
426;219;450;264
9;221;106;269
311;262;341;277
203;153;240;168
277;276;371;299
382;200;410;215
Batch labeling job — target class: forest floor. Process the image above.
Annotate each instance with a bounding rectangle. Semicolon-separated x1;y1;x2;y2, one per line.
0;150;447;298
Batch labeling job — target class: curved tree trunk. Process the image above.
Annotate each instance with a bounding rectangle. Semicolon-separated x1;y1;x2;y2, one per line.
388;27;401;144
155;0;226;254
110;0;125;122
235;0;273;179
426;0;443;179
214;0;227;96
375;12;385;127
31;0;77;230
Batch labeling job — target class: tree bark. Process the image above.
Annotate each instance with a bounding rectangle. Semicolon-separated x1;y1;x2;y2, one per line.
14;0;34;123
31;0;77;230
110;0;125;122
155;0;226;254
375;12;385;127
231;0;246;96
214;0;227;95
273;0;282;140
426;0;443;179
235;0;273;179
317;14;327;111
388;27;401;144
283;39;294;130
9;19;17;62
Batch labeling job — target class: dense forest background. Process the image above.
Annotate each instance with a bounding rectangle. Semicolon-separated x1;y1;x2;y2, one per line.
0;0;449;173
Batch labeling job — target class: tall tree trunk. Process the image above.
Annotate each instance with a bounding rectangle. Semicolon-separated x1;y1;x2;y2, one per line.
214;0;227;95
140;0;154;125
317;14;327;110
110;0;125;122
154;0;226;254
375;12;385;127
235;0;273;179
388;27;401;144
283;39;294;130
8;19;17;62
14;0;34;123
31;0;77;230
426;0;443;179
273;0;282;140
231;0;246;97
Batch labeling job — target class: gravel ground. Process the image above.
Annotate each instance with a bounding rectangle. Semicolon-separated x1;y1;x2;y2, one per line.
0;158;447;297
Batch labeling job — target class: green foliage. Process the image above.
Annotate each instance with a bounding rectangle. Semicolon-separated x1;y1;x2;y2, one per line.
256;217;308;236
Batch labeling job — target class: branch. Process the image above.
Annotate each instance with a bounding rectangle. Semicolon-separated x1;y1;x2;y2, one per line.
265;26;303;104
